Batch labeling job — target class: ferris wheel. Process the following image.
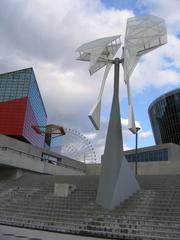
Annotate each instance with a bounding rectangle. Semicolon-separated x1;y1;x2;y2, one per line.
51;127;97;164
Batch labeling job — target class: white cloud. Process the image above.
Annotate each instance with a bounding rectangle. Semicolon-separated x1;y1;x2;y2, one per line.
0;0;179;161
129;41;180;95
138;0;180;34
121;118;141;128
139;131;153;138
123;144;132;151
84;132;97;140
0;0;135;129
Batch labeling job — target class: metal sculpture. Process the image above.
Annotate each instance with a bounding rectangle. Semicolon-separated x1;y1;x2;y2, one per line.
76;35;121;130
76;15;167;209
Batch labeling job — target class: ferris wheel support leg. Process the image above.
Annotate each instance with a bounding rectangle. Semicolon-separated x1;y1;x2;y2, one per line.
96;58;140;209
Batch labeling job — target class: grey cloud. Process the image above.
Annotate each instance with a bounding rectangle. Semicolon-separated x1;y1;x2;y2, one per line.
1;0;167;161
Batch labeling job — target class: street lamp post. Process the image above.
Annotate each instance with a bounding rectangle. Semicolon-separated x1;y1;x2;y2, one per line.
135;127;140;176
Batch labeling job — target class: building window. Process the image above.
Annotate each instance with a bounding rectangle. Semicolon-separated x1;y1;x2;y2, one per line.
126;148;168;162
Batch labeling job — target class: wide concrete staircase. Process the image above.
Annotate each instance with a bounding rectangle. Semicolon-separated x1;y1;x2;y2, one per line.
0;173;180;239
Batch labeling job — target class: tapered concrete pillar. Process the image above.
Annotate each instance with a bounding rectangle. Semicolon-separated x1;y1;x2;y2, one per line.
96;58;140;209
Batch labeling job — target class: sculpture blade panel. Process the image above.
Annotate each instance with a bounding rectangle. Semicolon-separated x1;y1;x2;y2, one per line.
126;78;136;133
123;15;167;133
76;36;121;129
124;15;167;83
88;99;101;130
88;63;112;130
76;35;121;75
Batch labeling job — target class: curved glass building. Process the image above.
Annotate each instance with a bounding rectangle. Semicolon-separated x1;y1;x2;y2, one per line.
148;88;180;145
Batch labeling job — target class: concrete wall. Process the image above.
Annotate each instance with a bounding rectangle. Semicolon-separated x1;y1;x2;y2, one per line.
42;148;85;171
0;134;41;157
86;164;101;175
0;167;23;180
0;134;85;176
128;143;180;175
43;161;84;176
1;134;179;176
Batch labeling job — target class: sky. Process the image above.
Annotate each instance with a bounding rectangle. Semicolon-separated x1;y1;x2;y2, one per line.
0;0;179;162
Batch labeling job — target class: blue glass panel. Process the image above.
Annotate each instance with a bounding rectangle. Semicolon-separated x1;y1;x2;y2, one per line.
0;69;30;102
28;71;47;127
126;148;168;162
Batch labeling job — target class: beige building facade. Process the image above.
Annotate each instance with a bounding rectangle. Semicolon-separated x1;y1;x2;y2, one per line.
86;143;180;175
